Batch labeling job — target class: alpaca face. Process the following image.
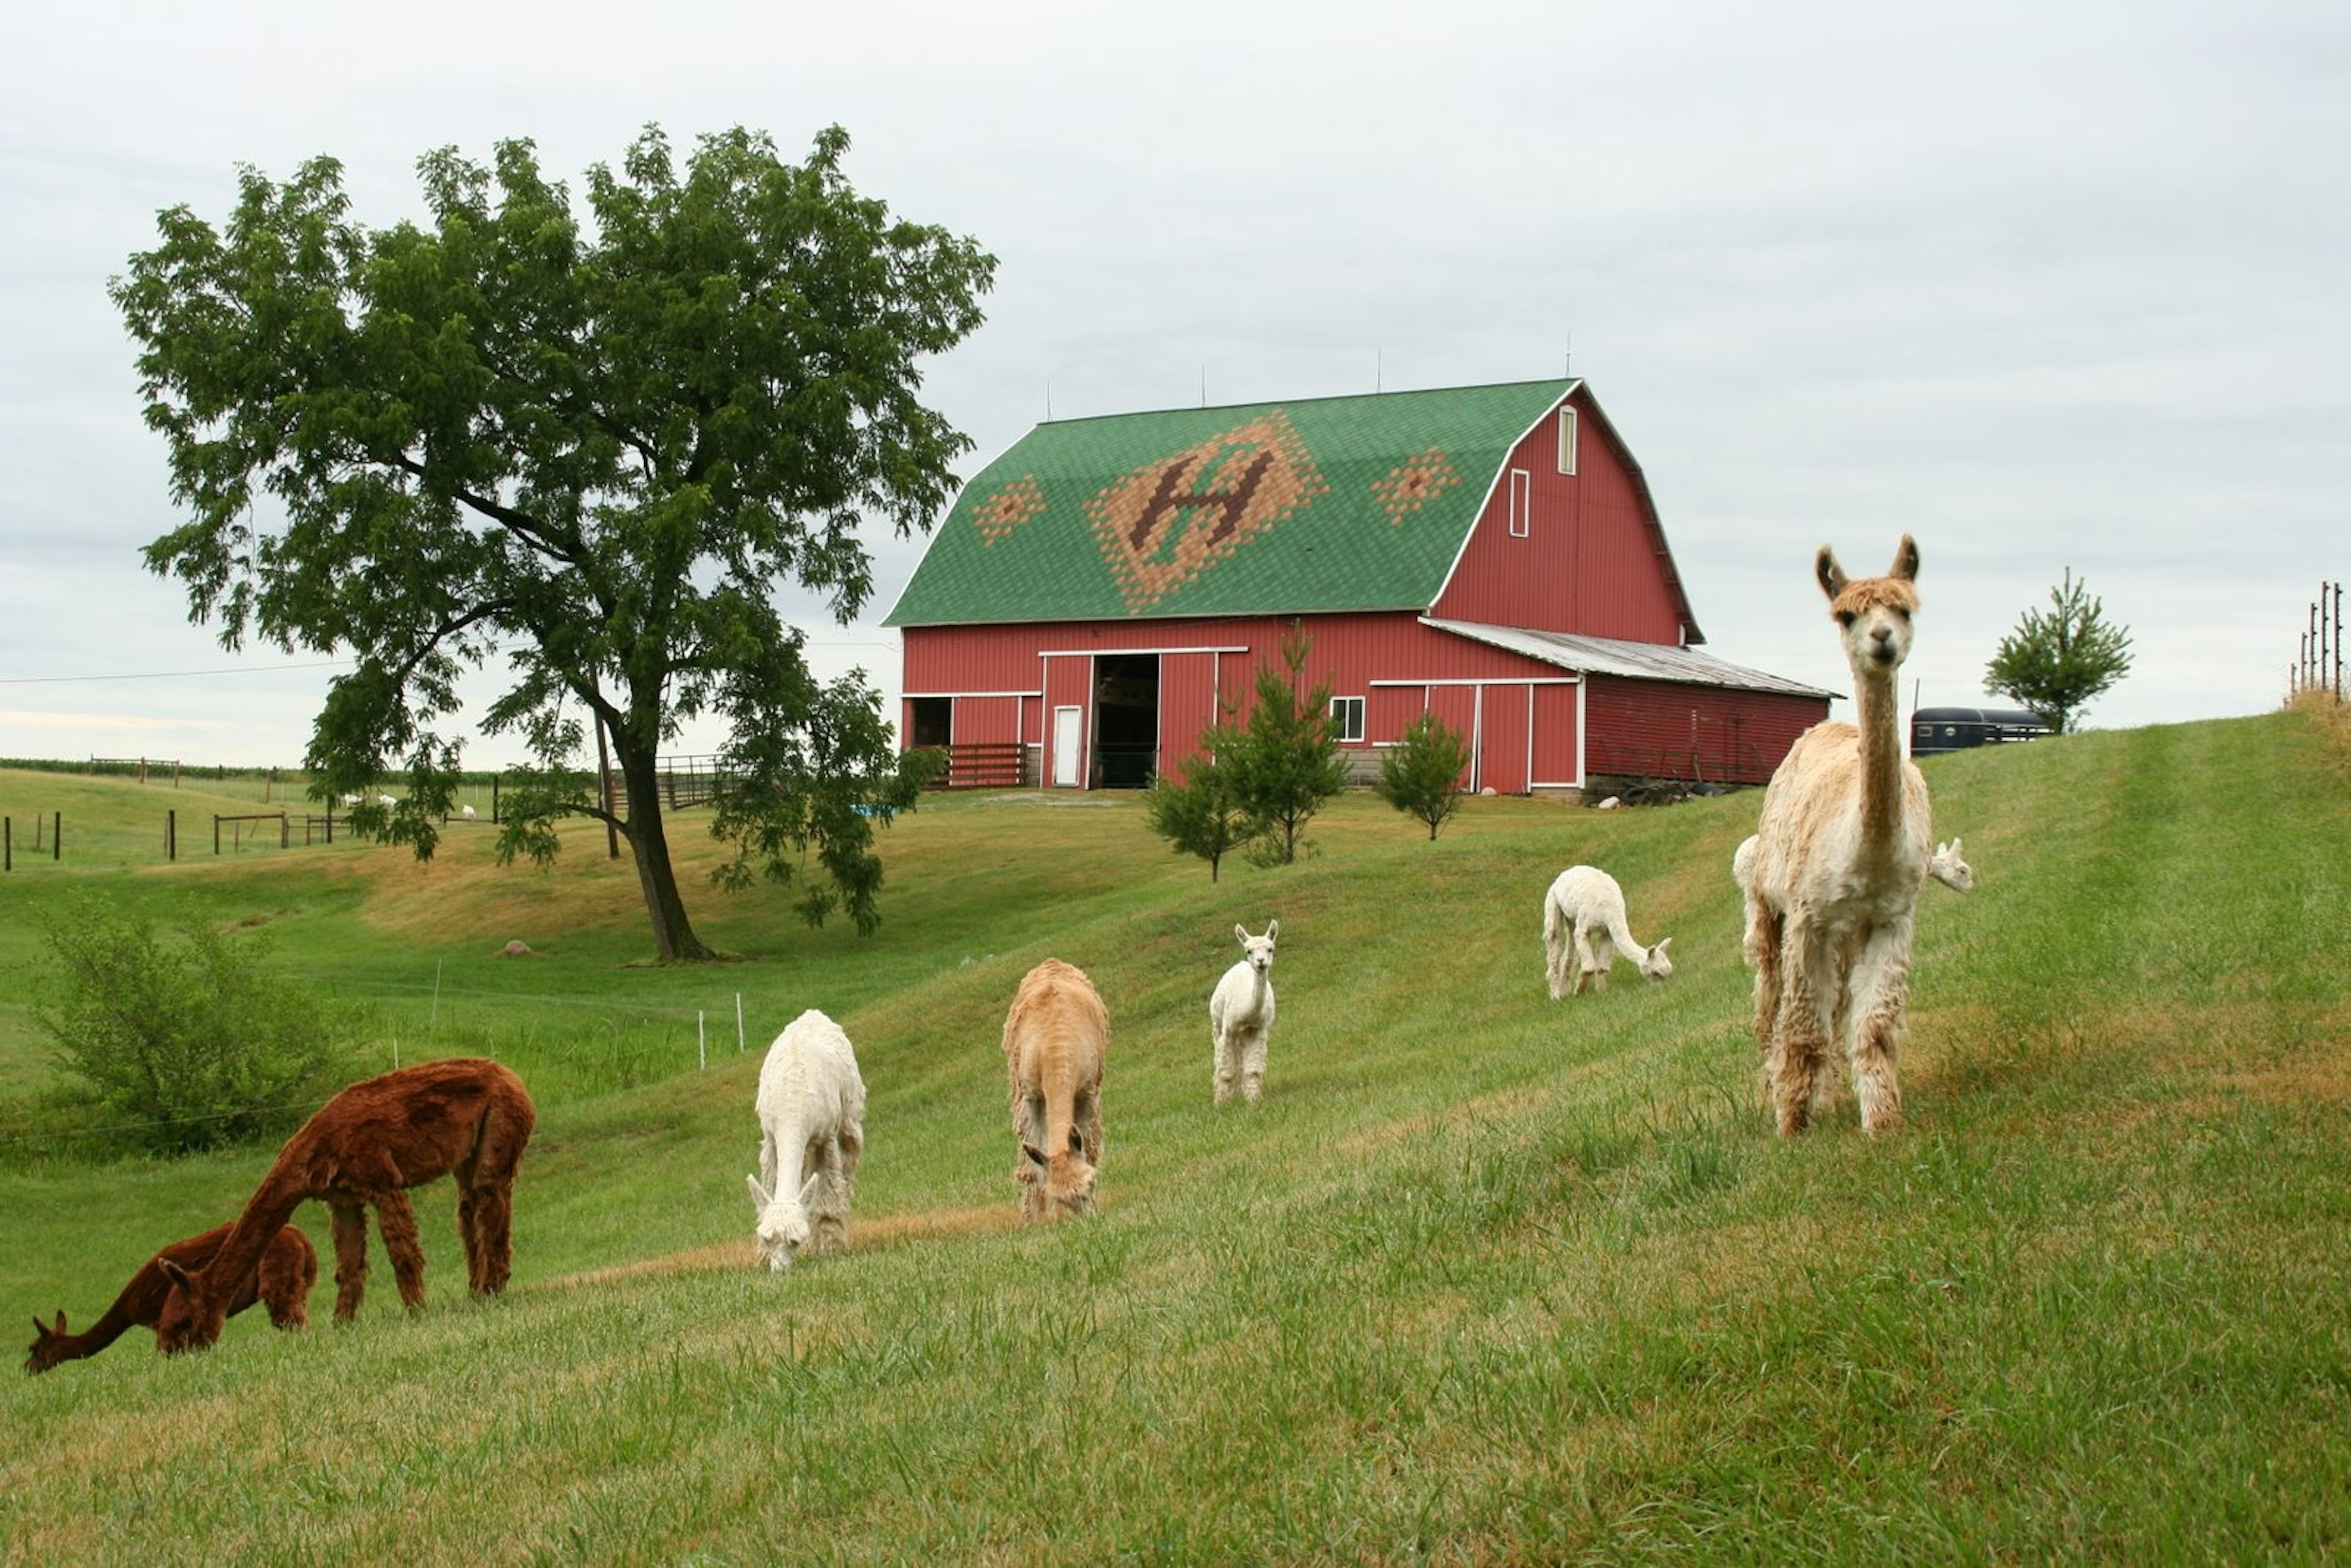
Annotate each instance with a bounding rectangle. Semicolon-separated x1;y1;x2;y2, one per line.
152;1265;227;1354
747;1171;822;1272
1234;920;1278;977
1638;936;1675;983
1817;535;1921;680
1021;1128;1097;1220
24;1313;69;1375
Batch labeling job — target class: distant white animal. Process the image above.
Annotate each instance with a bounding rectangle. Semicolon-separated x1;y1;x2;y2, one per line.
1733;833;1972;896
746;1010;866;1272
1542;866;1674;999
340;793;361;807
460;803;477;820
1209;921;1279;1105
376;794;396;809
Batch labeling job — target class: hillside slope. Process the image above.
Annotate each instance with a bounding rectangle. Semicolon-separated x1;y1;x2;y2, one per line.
4;711;2347;1562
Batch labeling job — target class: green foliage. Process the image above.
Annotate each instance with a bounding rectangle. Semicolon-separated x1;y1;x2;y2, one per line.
1142;750;1253;880
1374;711;1472;839
1221;622;1351;866
111;124;997;959
30;897;360;1153
1985;566;2135;733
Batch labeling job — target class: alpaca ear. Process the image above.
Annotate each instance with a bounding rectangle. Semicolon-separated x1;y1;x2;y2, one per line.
1816;546;1847;601
1948;835;1962;855
746;1172;772;1211
1653;937;1672;955
797;1171;823;1207
1265;919;1278;942
1891;534;1920;582
1234;924;1248;945
1068;1127;1085;1157
1021;1141;1048;1168
157;1258;193;1292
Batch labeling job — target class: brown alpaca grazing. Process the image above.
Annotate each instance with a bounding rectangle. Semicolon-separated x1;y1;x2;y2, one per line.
154;1057;534;1352
1003;959;1108;1221
25;1222;316;1373
1744;535;1934;1136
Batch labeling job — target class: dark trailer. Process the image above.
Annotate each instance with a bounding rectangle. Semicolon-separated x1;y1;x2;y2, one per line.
1911;705;2052;756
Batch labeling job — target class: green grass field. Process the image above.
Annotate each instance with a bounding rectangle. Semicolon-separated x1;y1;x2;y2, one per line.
2;709;2347;1564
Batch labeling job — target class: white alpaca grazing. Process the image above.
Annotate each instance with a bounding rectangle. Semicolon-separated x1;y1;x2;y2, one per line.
1542;866;1673;999
1735;833;1973;896
745;1009;866;1272
1209;921;1278;1105
1745;535;1933;1136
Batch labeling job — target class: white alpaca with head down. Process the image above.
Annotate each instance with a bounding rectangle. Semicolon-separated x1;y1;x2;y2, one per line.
1209;921;1279;1104
746;1009;866;1272
1542;866;1673;999
1744;535;1933;1135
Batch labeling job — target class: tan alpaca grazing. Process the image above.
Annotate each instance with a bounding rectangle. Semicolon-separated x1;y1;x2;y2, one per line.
154;1057;535;1351
1002;959;1108;1221
1744;535;1934;1136
26;1222;316;1373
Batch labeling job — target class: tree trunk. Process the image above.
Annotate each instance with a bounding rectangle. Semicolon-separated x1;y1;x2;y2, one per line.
612;736;717;962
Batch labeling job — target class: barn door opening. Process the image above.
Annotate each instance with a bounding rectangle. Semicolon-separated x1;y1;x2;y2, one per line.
1093;653;1160;788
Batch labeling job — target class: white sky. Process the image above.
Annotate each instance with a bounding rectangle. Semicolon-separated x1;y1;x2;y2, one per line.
4;0;2345;769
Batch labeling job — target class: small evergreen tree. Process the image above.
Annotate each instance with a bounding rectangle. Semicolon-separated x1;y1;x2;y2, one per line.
1224;623;1351;866
1375;712;1472;839
1984;567;2135;733
1142;748;1253;881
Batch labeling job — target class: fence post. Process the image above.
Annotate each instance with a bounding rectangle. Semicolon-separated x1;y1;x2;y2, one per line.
737;992;746;1054
214;815;220;856
4;816;10;873
53;811;60;861
168;809;176;861
699;1012;708;1071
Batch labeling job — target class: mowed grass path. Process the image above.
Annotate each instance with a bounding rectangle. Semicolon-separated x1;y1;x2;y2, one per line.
2;711;2347;1563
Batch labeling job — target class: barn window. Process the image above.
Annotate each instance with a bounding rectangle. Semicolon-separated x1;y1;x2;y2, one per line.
1507;468;1531;538
1329;695;1366;743
909;697;951;748
1557;407;1578;475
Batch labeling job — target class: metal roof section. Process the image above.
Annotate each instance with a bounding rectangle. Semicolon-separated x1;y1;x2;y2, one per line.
1422;618;1840;699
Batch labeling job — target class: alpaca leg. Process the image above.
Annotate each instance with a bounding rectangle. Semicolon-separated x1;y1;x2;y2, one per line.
1212;1022;1240;1105
259;1233;316;1330
1769;923;1835;1136
466;1182;516;1296
1845;921;1914;1134
328;1202;370;1322
1078;1088;1106;1169
1590;929;1616;992
1747;902;1784;1058
1545;906;1572;1000
1240;1026;1270;1103
459;1102;532;1294
1570;925;1598;996
372;1188;430;1310
1014;1091;1049;1220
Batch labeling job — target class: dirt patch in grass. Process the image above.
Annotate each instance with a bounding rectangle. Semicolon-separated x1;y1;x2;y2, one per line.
551;1203;1017;1289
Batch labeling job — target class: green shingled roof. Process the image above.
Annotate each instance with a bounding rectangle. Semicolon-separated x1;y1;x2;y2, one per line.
883;379;1574;627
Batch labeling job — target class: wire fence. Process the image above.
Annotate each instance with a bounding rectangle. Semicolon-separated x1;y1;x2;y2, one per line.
2289;580;2345;703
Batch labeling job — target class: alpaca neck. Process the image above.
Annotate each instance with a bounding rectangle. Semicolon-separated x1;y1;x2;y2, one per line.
200;1182;306;1305
1853;669;1905;841
47;1302;136;1362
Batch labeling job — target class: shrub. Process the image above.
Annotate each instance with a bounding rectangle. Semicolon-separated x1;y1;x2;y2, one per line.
1144;751;1254;881
1223;623;1350;866
1374;713;1472;839
32;898;363;1153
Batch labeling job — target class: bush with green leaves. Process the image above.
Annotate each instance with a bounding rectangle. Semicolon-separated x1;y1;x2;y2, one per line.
1374;712;1472;839
1985;567;2134;733
33;898;363;1153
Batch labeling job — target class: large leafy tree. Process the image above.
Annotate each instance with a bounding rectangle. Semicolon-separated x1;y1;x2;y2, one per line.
1984;567;2134;734
113;124;993;959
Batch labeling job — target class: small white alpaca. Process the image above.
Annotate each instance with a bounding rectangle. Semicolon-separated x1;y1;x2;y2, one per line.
1543;866;1673;998
1734;834;1972;896
746;1009;866;1272
459;803;477;820
375;794;396;809
1209;921;1278;1105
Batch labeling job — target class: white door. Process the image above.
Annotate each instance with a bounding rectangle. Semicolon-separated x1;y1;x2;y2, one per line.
1051;705;1084;787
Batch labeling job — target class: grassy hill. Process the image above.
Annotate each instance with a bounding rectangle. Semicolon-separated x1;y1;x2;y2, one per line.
3;709;2347;1562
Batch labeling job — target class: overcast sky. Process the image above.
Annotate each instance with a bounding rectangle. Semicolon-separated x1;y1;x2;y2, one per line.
4;1;2345;770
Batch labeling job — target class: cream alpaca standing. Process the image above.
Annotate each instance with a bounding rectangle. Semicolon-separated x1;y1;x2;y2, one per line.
1003;959;1108;1221
1209;921;1278;1104
1542;866;1674;999
746;1010;866;1272
1744;535;1933;1135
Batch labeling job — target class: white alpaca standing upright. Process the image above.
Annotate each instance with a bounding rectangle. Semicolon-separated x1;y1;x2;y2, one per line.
1744;535;1933;1136
1209;921;1278;1105
745;1009;866;1271
1542;866;1674;999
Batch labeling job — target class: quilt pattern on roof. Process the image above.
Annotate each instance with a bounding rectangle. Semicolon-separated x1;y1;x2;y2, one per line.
886;380;1572;626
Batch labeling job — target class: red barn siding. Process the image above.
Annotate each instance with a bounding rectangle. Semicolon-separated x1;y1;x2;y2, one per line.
1160;651;1221;777
1479;685;1532;794
1581;676;1827;786
1532;683;1581;788
1432;392;1684;644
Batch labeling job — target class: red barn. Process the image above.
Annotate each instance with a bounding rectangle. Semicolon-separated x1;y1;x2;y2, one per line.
885;379;1831;794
